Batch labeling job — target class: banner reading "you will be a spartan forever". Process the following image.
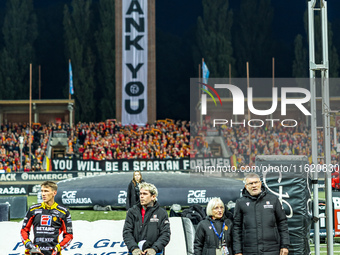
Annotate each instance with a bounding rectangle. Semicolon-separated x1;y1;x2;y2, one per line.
51;158;231;172
52;158;188;172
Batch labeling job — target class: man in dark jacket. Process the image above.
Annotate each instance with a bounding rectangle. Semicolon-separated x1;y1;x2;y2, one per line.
123;182;170;255
233;173;289;255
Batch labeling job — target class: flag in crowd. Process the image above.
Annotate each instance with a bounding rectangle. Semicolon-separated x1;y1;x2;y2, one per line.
230;154;237;168
45;157;52;171
202;61;210;90
69;60;74;95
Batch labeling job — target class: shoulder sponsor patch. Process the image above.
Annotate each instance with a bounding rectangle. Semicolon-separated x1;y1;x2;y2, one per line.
264;205;273;209
150;214;159;222
41;215;52;226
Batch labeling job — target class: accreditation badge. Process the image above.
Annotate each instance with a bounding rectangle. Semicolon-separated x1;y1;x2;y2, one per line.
216;248;223;255
216;246;229;255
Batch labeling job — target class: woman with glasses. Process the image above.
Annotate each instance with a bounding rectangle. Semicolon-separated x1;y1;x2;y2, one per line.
194;197;233;255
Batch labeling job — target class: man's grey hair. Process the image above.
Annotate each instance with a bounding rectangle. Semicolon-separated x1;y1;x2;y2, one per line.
206;197;224;216
139;182;158;199
243;173;261;184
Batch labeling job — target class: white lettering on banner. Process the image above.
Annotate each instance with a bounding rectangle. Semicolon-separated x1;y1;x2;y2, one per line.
122;0;148;125
0;186;26;195
147;161;153;170
187;189;213;204
52;159;192;171
154;161;159;170
20;173;73;181
166;160;172;170
76;160;102;171
106;161;119;171
60;160;65;169
189;158;230;169
122;161;129;171
52;159;73;171
0;173;16;181
62;191;77;199
77;172;114;178
133;160;180;171
183;160;190;170
61;191;92;205
62;197;92;204
118;191;127;204
77;160;88;171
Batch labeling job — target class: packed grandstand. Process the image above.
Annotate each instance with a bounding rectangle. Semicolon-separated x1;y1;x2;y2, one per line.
0;119;339;173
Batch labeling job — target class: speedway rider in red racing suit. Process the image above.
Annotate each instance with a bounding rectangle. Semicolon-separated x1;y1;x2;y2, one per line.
21;181;73;255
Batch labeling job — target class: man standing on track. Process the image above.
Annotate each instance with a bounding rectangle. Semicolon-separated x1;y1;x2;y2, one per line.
21;181;73;255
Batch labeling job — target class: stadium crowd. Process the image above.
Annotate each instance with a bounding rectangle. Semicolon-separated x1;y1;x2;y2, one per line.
191;120;340;167
0;119;339;172
76;120;190;160
0;120;190;173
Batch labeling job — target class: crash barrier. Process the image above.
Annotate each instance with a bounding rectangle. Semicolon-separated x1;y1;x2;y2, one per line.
0;217;192;255
54;172;244;208
0;203;10;221
0;184;42;196
334;192;340;237
310;199;334;242
0;171;125;183
256;155;311;255
182;217;195;255
0;196;27;219
0;172;76;182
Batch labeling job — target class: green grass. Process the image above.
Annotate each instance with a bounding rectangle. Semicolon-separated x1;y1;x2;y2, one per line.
310;243;340;254
318;191;325;201
70;209;126;221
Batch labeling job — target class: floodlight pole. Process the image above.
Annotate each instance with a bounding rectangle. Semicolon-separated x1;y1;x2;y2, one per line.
308;1;333;255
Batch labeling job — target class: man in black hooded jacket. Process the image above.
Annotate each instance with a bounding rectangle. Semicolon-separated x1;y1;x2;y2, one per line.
233;173;289;255
123;182;170;255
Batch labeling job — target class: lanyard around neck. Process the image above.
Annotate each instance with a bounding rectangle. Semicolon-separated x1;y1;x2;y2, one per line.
210;221;225;240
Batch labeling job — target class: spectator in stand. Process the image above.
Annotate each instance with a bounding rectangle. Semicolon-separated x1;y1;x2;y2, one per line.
36;164;42;172
126;171;145;210
1;119;339;171
75;120;190;161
